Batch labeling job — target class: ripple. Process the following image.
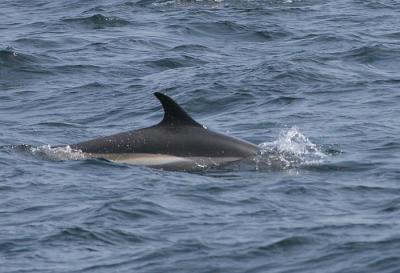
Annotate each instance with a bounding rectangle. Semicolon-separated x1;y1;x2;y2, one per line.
305;161;382;173
92;198;178;222
338;236;400;251
367;256;400;272
167;20;287;42
342;44;400;65
63;14;130;29
14;37;60;49
170;44;211;53
33;122;85;128
145;56;207;70
41;226;115;245
266;96;304;106
374;141;400;151
246;235;314;256
339;185;400;194
52;64;103;74
378;197;400;214
0;48;36;67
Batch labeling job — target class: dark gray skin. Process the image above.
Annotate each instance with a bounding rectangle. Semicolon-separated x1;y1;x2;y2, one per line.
70;92;259;169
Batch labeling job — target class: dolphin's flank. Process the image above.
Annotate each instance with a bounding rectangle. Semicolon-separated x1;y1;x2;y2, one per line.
68;92;259;170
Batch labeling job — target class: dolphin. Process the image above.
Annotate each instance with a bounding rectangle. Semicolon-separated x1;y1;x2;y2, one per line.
68;92;259;170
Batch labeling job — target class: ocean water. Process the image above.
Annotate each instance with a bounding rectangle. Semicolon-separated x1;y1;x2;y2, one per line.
1;0;400;272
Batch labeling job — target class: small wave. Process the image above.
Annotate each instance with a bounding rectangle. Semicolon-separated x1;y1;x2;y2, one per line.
379;197;400;213
190;20;257;37
14;37;59;49
165;20;286;42
41;226;114;245
0;47;36;67
170;44;211;52
247;235;312;255
63;14;130;29
33;122;86;128
266;96;304;106
145;56;207;70
340;44;400;65
151;0;224;7
255;127;328;170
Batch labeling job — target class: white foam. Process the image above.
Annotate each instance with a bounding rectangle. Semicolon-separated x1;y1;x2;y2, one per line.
256;127;326;169
29;145;86;161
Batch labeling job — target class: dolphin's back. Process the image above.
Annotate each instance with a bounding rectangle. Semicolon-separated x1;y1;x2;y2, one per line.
72;125;258;158
68;92;259;169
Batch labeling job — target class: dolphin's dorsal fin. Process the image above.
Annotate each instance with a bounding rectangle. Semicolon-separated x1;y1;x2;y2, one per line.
154;92;202;127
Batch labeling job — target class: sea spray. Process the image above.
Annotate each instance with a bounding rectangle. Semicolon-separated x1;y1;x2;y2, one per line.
255;127;326;170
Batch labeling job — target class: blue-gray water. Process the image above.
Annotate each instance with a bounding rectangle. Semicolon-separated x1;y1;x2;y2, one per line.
1;0;400;272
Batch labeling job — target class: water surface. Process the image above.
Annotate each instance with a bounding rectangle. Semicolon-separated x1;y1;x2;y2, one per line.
1;0;400;272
